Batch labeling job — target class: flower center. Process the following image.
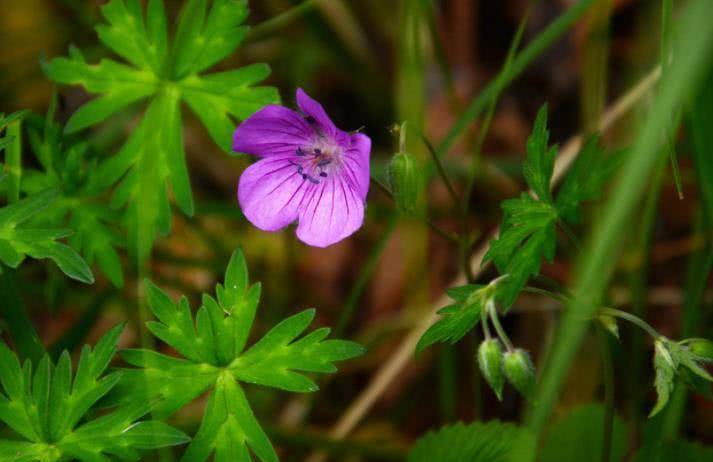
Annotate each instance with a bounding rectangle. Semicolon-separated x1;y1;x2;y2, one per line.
291;140;342;184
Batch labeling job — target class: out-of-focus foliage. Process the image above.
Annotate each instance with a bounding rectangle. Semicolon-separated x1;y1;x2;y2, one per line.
0;188;93;283
44;0;279;264
20;107;124;286
0;324;188;462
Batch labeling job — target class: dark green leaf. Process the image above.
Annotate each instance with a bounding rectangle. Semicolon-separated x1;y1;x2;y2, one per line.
408;421;535;462
416;284;488;354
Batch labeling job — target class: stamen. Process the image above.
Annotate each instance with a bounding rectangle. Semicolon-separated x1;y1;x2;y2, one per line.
296;147;305;156
314;148;322;156
317;159;331;167
319;172;328;177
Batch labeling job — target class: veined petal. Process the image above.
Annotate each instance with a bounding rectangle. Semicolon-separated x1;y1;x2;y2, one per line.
232;105;312;158
296;88;342;141
296;177;364;247
238;157;306;231
341;133;371;199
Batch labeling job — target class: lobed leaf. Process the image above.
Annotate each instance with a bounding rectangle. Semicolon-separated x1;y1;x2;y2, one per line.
408;420;535;462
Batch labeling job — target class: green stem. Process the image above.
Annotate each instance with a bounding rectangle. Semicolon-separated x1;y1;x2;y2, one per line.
417;129;459;206
601;308;661;340
461;1;532;217
437;0;597;157
597;326;615;462
246;0;319;42
488;301;513;351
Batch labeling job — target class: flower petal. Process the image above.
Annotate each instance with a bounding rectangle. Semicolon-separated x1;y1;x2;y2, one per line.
295;88;342;140
341;133;371;200
238;157;307;231
295;177;364;247
232;105;312;158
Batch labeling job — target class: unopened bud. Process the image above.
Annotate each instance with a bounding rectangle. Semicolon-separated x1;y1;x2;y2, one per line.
388;152;421;214
504;349;536;399
478;339;505;400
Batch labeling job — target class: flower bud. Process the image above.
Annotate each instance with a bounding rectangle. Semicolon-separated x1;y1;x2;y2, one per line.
388;152;421;214
478;339;505;400
688;338;713;362
504;349;536;399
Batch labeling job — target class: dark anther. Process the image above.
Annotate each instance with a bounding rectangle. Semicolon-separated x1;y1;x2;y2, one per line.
314;148;322;155
301;173;308;180
319;172;328;177
296;147;305;156
297;165;304;174
305;115;316;124
317;159;331;167
308;176;320;184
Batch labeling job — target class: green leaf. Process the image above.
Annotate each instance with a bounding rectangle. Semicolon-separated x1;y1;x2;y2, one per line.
650;339;678;417
22;111;123;286
523;105;556;203
181;373;276;462
0;189;94;283
408;421;535;462
555;137;620;223
0;324;188;461
416;284;488;354
484;195;557;307
45;0;279;264
116;249;363;461
540;404;629;462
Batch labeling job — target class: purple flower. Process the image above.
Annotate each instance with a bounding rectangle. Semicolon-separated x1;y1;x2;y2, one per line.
233;89;371;248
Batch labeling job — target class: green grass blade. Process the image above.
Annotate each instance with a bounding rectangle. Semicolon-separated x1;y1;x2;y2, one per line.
526;0;713;434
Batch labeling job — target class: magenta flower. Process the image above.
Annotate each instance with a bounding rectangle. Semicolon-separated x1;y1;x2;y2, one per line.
233;89;371;247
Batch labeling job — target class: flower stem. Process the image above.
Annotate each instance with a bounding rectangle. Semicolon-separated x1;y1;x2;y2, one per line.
600;308;661;340
488;300;514;352
416;128;459;207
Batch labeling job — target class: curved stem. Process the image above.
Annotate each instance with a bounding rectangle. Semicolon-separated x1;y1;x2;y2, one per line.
488;301;514;351
601;307;662;340
416;129;459;206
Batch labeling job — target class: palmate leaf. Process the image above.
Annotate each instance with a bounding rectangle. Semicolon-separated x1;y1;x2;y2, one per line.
408;421;535;462
115;250;364;462
0;188;93;283
0;324;189;462
22;111;124;286
45;0;279;264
